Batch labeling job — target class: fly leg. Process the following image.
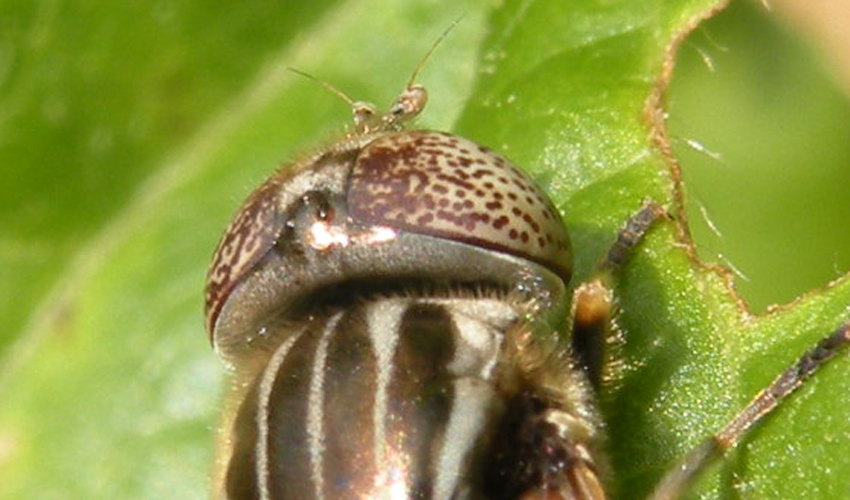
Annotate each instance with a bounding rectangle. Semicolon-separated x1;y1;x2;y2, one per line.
570;202;669;388
646;321;850;500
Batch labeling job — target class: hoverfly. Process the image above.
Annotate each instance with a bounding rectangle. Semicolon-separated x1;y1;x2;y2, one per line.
203;27;850;500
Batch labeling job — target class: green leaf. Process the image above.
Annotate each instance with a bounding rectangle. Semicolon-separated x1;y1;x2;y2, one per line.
670;1;850;312
1;1;848;500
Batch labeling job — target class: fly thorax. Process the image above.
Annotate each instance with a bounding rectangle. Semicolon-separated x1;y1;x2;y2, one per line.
220;293;536;500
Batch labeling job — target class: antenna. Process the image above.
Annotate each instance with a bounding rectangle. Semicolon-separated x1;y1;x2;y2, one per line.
289;17;465;133
404;14;464;91
287;67;356;107
384;15;465;127
288;67;378;133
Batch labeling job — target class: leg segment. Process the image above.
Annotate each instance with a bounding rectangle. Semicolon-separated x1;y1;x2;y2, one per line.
646;321;850;500
599;202;669;275
571;279;613;388
571;202;669;387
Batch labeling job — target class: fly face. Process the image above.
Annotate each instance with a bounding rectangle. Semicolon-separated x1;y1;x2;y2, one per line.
203;69;607;498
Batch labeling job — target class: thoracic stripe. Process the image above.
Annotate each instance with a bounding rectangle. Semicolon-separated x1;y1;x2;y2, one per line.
433;377;494;500
256;333;303;500
306;314;339;500
366;300;404;487
230;296;521;500
264;328;323;499
389;303;457;498
323;308;378;497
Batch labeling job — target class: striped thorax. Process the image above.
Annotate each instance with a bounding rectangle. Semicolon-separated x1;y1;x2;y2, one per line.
204;75;606;499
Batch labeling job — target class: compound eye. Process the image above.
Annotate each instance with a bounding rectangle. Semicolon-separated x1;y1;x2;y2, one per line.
204;175;287;340
347;131;572;282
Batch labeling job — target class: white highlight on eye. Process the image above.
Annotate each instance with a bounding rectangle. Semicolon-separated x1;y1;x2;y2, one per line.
309;221;350;249
309;222;396;250
357;226;397;245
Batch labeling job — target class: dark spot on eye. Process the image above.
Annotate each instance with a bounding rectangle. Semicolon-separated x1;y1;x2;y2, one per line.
454;169;470;180
417;213;434;225
509;229;518;240
374;203;391;217
520;232;529;243
493;216;509;229
522;214;539;233
486;201;503;210
403;202;418;214
423;195;436;210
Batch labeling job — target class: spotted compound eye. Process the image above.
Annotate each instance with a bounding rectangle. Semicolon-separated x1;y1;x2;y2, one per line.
204;129;572;354
204;173;289;337
348;130;572;281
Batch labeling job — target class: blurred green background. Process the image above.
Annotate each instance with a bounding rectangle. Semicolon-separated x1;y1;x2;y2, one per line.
1;0;848;499
669;0;850;311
